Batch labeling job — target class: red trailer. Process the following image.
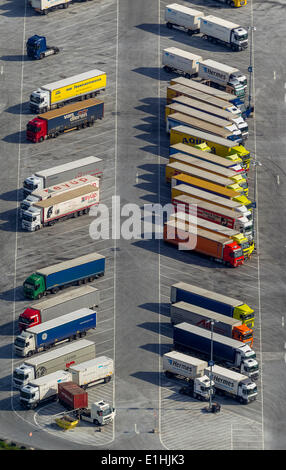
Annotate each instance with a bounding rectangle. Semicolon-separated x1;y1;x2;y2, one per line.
58;382;88;410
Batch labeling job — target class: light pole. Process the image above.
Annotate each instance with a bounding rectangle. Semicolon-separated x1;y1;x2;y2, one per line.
206;319;217;411
247;26;256;115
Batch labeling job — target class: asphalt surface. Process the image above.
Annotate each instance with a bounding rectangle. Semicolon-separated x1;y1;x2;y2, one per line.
0;0;285;451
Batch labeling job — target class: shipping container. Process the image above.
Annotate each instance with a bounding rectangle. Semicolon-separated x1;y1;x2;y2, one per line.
58;381;88;410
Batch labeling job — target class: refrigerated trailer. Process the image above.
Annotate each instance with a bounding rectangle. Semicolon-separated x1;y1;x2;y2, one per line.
20;370;72;409
162;47;202;78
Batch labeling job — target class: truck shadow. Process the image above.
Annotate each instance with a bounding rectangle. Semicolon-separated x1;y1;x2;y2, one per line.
0;189;20;202
138;302;170;318
0;320;17;337
0;286;24;303
2;130;31;144
0;0;35;18
0;55;30;62
4;101;33;115
137;321;173;339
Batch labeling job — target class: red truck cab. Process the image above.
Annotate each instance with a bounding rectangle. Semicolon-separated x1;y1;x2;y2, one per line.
224;242;244;267
18;307;41;331
26;118;46;143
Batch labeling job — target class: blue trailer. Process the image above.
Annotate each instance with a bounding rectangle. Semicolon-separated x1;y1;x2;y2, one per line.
173;322;259;380
23;252;105;299
26;35;59;60
14;308;97;357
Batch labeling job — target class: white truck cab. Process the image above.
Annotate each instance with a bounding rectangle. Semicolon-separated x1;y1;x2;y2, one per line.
23;175;44;196
13;364;35;388
30;89;49;113
80;400;116;425
21;206;42;232
14;331;36;357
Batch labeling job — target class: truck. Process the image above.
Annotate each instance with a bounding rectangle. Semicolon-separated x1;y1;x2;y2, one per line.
162;47;202;79
162;351;213;401
170;282;255;329
77;400;116;426
169;142;247;178
23;252;105;300
70;356;114;389
170;301;253;346
163;219;244;267
29;69;106;113
18;285;100;332
166;160;248;195
173;322;259;379
26;98;104;143
198;59;247;98
13;339;96;388
21;184;100;232
58;381;88;410
19;370;72;409
165;4;202;35
20;174;99;218
167;112;242;143
214;0;247;7
200;16;248;51
172;194;253;242
170;125;251;170
170;211;253;258
30;0;72;15
14;308;97;357
26;35;59;60
22;155;103;198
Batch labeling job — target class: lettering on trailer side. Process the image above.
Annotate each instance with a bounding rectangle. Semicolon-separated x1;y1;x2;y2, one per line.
168;358;194;374
212;373;234;388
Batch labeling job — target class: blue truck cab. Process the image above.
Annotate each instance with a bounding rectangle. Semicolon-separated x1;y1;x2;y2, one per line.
26;35;59;60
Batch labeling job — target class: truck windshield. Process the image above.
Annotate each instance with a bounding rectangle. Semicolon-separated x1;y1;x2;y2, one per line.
20;390;34;400
20;316;33;325
13;370;29;381
102;408;113;417
232;248;243;259
246;386;257;395
27;123;40;133
22;214;35;222
14;337;26;347
20;203;30;211
245;363;258;373
240;242;249;250
242;332;253;340
23;181;36;191
30;95;41;104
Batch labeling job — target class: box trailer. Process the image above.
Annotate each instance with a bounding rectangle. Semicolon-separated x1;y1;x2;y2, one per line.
162;47;202;79
23;252;105;300
58;381;88;410
170;301;253;346
20;370;72;409
29;69;106;113
21;184;100;232
30;0;72;15
170;282;255;328
27;98;104;143
22;155;103;198
165;4;202;35
200;16;248;51
70;356;114;389
173;322;259;379
18;285;100;332
14;308;97;357
13;339;96;388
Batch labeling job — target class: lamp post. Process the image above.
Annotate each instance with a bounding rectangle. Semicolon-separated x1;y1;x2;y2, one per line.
206;319;217;411
247;26;256;114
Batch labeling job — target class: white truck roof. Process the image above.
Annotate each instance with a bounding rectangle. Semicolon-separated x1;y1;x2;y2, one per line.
70;356;111;371
172;301;242;326
202;15;240;30
167;103;233;128
168;113;231;138
171;124;238;148
164;350;206;366
166;3;203;16
172;282;245;307
169;161;236;185
37;252;105;276
26;308;95;335
26;370;70;387
172;184;243;209
42;69;106;92
170;77;235;102
205;364;249;382
30;285;98;310
199;59;238;75
34;156;102;178
173;193;244;220
163;47;202;62
23;339;95;366
169;152;238;175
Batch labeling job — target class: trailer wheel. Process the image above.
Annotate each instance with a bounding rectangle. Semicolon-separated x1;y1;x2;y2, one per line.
166;22;172;29
104;376;111;383
51;287;59;294
187;30;193;36
88;277;94;282
94;419;100;426
40;53;44;59
230;1;235;6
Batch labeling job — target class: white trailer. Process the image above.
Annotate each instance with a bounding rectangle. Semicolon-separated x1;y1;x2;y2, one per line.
198;59;247;95
21;184;100;232
162;47;202;79
70;356;114;389
200;15;248;51
204;365;257;404
20;174;100;218
30;0;72;15
165;4;202;35
20;370;72;409
22;156;103;197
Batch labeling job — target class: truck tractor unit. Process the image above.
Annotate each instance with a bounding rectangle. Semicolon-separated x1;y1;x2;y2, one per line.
26;35;59;60
77;401;116;426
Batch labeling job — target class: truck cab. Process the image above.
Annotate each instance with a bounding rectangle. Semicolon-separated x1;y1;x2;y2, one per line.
26;35;47;60
14;331;36;357
232;324;253;347
13;364;34;389
180;375;214;401
23;273;45;300
80;401;116;425
23;175;43;197
20;383;40;409
236;345;259;379
26;117;47;143
20;194;41;218
230;28;248;50
22;206;42;232
237;379;257;403
29;89;49;113
19;308;41;331
224;242;244;267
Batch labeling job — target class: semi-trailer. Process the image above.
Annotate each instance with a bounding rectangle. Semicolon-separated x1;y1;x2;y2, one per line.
170;282;255;328
165;4;201;35
170;301;253;346
26;35;59;60
29;0;72;15
23;252;105;300
170;125;251;170
14;308;97;357
18;285;100;332
70;356;114;389
173;322;259;379
26;98;104;143
162;351;213;401
13;339;96;388
170;211;252;258
21;184;100;232
167;112;242;143
29;69;106;113
162;47;202;79
22;155;103;198
172;194;253;241
20;174;99;218
163;219;244;267
20;370;72;409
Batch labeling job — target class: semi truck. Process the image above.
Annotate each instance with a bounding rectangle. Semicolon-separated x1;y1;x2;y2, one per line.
170;282;255;329
167;112;242;143
169;142;247;177
13;339;96;388
173;322;259;379
172;194;253;241
199;16;248;51
162;47;202;79
30;0;72;15
29;69;106;113
214;0;247;7
70;356;114;389
165;4;201;35
163;219;244;267
14;308;97;357
170;301;253;346
22;155;103;198
198;59;247;98
23;252;105;300
18;285;100;332
26;35;59;60
163;351;213;401
20;174;99;218
20;370;72;409
77;401;116;426
21;184;100;232
170;125;251;170
26;98;104;143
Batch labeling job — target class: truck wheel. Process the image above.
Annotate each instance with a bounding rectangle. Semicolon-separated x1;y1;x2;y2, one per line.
94;419;100;426
187;30;193;36
51;287;59;294
88;276;94;282
40;53;44;59
39;137;44;142
164;66;171;73
104;376;111;383
230;1;235;6
166;22;172;29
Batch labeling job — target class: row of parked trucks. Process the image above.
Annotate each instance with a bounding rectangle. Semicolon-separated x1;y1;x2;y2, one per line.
163;282;258;405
